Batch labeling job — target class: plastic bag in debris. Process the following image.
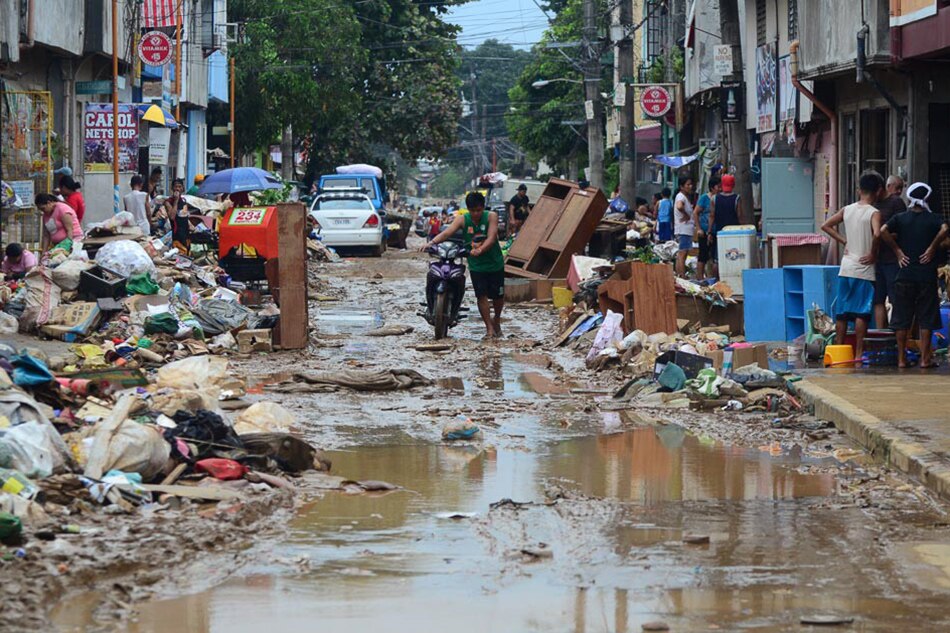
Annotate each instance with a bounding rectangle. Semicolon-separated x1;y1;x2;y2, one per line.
730;365;784;388
166;410;243;461
657;362;687;391
688;368;722;397
20;267;62;331
209;331;237;351
586;310;624;363
192;298;257;335
87;211;136;231
50;259;93;291
150;387;221;416
233;402;296;435
0;491;49;526
0;312;16;335
11;353;54;387
196;458;248;481
0;421;71;478
619;329;648;352
126;272;160;295
442;418;481;441
85;420;170;480
94;239;155;277
156;355;229;390
0;390;53;428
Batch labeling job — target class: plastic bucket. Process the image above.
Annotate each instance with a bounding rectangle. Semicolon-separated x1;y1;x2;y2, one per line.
823;344;855;367
552;287;574;309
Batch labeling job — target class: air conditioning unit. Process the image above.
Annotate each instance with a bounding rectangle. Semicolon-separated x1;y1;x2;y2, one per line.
213;32;226;51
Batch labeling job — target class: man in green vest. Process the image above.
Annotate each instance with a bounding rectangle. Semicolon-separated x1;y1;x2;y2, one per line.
425;191;505;339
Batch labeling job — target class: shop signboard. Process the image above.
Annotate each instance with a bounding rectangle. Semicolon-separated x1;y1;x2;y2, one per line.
83;103;138;173
640;85;673;118
138;30;173;66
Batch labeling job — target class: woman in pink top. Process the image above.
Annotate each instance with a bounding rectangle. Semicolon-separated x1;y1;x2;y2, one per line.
59;176;86;223
35;192;84;253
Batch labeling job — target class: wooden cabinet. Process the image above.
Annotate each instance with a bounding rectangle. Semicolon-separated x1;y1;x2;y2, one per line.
505;179;608;279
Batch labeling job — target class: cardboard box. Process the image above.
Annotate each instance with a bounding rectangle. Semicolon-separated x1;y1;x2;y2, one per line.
40;302;102;341
729;343;769;371
237;329;272;353
703;350;724;372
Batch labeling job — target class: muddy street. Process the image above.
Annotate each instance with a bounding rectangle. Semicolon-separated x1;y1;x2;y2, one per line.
51;248;950;632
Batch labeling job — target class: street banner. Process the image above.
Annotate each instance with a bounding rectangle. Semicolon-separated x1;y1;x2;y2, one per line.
144;0;178;28
755;43;776;134
778;55;796;122
83;103;138;173
890;0;937;26
148;127;171;165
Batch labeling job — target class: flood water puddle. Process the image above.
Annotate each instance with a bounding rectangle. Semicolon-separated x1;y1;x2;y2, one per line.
437;353;574;398
57;426;950;633
314;308;384;334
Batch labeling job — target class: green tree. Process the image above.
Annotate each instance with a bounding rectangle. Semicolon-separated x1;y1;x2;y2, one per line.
458;40;533;141
230;0;366;154
506;0;602;174
429;164;468;198
231;0;466;180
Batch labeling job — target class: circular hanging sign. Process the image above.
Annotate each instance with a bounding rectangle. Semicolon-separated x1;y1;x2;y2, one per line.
138;31;173;66
640;85;673;118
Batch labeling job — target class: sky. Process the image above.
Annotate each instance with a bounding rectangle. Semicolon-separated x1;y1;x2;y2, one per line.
447;0;551;49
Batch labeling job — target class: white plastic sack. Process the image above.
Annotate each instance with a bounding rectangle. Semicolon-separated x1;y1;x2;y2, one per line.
336;163;383;179
21;267;62;331
156;355;229;390
87;211;135;231
0;312;17;334
586;310;624;363
234;402;296;435
85;420;170;480
0;420;71;478
51;259;93;291
94;239;156;277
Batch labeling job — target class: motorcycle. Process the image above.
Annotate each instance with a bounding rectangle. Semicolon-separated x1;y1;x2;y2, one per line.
422;239;470;339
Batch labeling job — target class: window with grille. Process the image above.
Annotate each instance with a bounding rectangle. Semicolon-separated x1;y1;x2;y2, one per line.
788;0;798;40
843;114;857;203
860;109;890;179
645;1;669;63
756;0;767;45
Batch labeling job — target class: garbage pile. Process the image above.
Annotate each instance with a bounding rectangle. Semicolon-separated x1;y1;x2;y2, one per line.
0;209;299;360
564;308;802;416
0;352;328;546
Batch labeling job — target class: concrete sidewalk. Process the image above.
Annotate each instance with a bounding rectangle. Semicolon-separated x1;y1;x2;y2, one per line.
797;373;950;500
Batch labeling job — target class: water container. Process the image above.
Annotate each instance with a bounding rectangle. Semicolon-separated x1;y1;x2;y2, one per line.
717;225;759;294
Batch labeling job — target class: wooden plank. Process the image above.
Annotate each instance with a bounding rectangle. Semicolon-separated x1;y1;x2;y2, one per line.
553;312;591;347
275;202;309;349
629;262;677;334
140;484;242;501
160;463;188;486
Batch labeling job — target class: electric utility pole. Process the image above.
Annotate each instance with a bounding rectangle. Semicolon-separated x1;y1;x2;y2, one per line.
617;0;635;204
583;0;604;190
719;0;753;224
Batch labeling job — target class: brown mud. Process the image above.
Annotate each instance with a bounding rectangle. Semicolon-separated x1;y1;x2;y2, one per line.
36;244;950;631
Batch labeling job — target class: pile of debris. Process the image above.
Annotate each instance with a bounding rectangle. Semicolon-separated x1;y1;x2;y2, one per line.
0;352;328;547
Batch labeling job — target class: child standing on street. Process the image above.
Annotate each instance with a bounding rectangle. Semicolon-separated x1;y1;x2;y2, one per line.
821;173;884;362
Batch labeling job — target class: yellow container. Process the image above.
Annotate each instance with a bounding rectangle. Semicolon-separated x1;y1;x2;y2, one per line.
552;286;574;309
823;344;854;367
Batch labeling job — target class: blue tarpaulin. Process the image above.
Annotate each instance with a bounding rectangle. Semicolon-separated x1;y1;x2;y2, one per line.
652;154;701;168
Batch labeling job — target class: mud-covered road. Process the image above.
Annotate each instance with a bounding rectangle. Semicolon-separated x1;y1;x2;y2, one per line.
53;243;950;632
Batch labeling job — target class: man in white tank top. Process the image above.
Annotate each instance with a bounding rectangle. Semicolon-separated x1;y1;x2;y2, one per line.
821;172;884;361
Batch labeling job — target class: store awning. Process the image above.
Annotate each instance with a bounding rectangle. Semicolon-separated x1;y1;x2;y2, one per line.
635;125;662;154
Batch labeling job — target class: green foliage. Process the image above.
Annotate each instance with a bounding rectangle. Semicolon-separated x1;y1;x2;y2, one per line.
250;181;295;206
230;0;465;179
505;0;607;173
429;164;468;198
646;45;685;83
457;40;533;141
